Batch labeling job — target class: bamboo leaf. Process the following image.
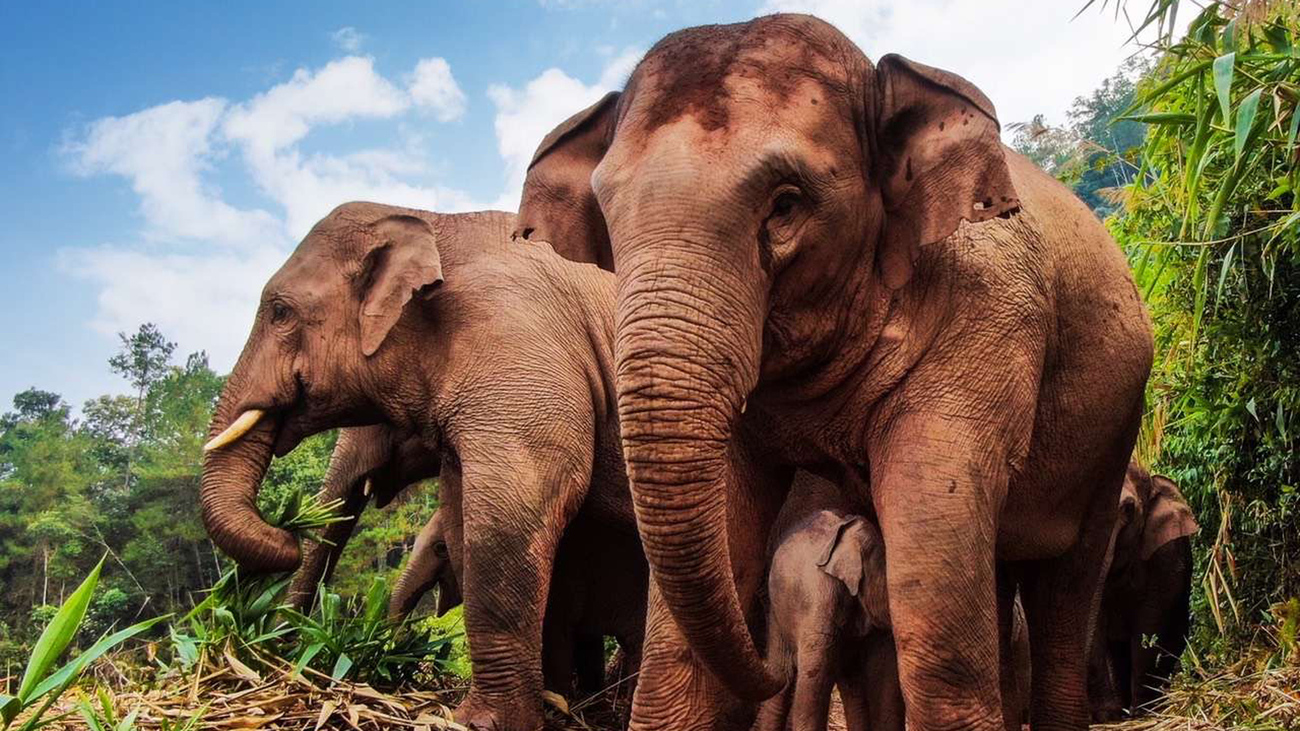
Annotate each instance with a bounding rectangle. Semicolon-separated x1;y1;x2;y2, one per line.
1120;112;1196;125
1247;398;1259;422
1288;102;1300;152
1235;88;1262;161
27;615;170;701
331;653;354;681
1213;52;1235;123
1216;243;1236;305
17;556;104;702
1189;247;1209;354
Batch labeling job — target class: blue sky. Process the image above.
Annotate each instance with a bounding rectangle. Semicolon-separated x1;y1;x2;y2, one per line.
0;0;1166;410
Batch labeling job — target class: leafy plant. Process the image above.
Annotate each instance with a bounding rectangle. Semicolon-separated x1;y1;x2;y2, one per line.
0;557;167;731
76;688;138;731
281;577;461;686
1089;0;1300;653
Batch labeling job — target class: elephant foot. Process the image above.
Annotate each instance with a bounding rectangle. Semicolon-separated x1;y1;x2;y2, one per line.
454;692;543;731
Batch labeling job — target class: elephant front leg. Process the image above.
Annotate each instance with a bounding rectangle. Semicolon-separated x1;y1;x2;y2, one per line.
870;422;1007;731
455;461;581;731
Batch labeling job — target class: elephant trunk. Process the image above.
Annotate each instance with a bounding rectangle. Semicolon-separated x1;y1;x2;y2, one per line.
200;376;300;573
390;512;460;620
287;429;380;610
613;235;780;702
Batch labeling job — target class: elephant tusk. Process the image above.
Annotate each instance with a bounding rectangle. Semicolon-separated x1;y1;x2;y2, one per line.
203;409;265;453
363;478;373;497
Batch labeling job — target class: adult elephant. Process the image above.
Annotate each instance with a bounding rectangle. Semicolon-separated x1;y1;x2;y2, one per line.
199;204;651;730
514;14;1153;731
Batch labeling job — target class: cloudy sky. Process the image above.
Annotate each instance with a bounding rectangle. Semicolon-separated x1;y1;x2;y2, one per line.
1;0;1164;408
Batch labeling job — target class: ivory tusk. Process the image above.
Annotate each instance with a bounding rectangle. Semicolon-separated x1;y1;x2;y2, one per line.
203;409;266;452
363;478;373;497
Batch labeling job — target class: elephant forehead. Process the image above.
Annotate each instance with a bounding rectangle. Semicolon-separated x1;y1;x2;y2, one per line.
631;17;857;134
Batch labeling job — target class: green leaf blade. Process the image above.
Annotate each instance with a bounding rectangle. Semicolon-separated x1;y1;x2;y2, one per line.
1213;52;1235;123
17;556;105;702
1235;88;1262;161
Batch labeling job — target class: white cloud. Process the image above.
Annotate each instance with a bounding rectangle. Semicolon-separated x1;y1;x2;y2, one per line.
486;47;641;209
59;245;290;371
331;26;366;53
66;98;282;247
757;0;1187;131
62;54;481;374
409;58;468;122
223;56;410;156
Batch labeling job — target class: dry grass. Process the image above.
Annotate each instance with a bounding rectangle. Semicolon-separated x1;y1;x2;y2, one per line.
20;649;1297;731
1095;661;1300;731
23;648;637;731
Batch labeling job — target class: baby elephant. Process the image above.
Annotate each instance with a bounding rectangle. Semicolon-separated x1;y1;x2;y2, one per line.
756;507;903;731
1090;463;1199;720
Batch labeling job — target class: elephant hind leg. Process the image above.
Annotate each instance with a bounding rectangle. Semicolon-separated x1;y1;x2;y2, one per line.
1022;469;1125;731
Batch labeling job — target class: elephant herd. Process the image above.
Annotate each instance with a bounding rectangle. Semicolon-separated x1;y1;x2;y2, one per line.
198;14;1202;731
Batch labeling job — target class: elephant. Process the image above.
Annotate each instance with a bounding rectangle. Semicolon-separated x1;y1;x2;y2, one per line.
756;473;1031;731
199;203;649;731
1089;463;1198;721
514;13;1154;731
286;425;439;613
285;423;637;700
755;474;903;731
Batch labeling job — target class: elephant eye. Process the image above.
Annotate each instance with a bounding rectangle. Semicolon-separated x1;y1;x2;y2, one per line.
771;188;801;219
270;301;293;324
433;541;449;558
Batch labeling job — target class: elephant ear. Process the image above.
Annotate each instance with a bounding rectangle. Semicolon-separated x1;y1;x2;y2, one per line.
358;215;444;357
526;91;620;175
817;516;869;596
514;92;620;264
1142;475;1199;560
870;54;1021;288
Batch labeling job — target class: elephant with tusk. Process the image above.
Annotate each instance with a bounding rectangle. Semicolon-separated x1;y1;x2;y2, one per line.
200;203;656;731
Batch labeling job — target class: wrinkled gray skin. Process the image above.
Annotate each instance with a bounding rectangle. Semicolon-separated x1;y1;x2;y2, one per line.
756;475;1031;731
1089;464;1198;721
200;204;648;731
515;14;1153;730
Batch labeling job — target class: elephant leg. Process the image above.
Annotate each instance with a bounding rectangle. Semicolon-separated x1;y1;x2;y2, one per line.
788;629;835;731
629;582;754;731
752;680;794;731
1021;469;1121;731
854;632;905;731
1086;606;1123;722
574;633;607;696
454;452;587;731
1129;542;1192;713
541;611;576;696
869;422;1006;731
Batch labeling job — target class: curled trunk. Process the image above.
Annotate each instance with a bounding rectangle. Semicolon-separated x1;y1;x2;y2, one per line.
200;387;300;573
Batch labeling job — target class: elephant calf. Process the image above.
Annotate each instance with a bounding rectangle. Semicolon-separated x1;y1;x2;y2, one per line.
1089;463;1199;721
757;474;1031;731
756;504;904;731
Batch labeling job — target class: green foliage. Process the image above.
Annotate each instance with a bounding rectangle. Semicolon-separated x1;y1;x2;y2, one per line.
0;558;167;731
1102;1;1300;656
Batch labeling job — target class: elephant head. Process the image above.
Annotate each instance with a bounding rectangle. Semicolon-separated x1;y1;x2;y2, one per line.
514;92;619;270
288;424;441;610
201;202;509;573
1116;462;1199;568
817;514;890;631
390;507;463;619
517;14;1018;697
